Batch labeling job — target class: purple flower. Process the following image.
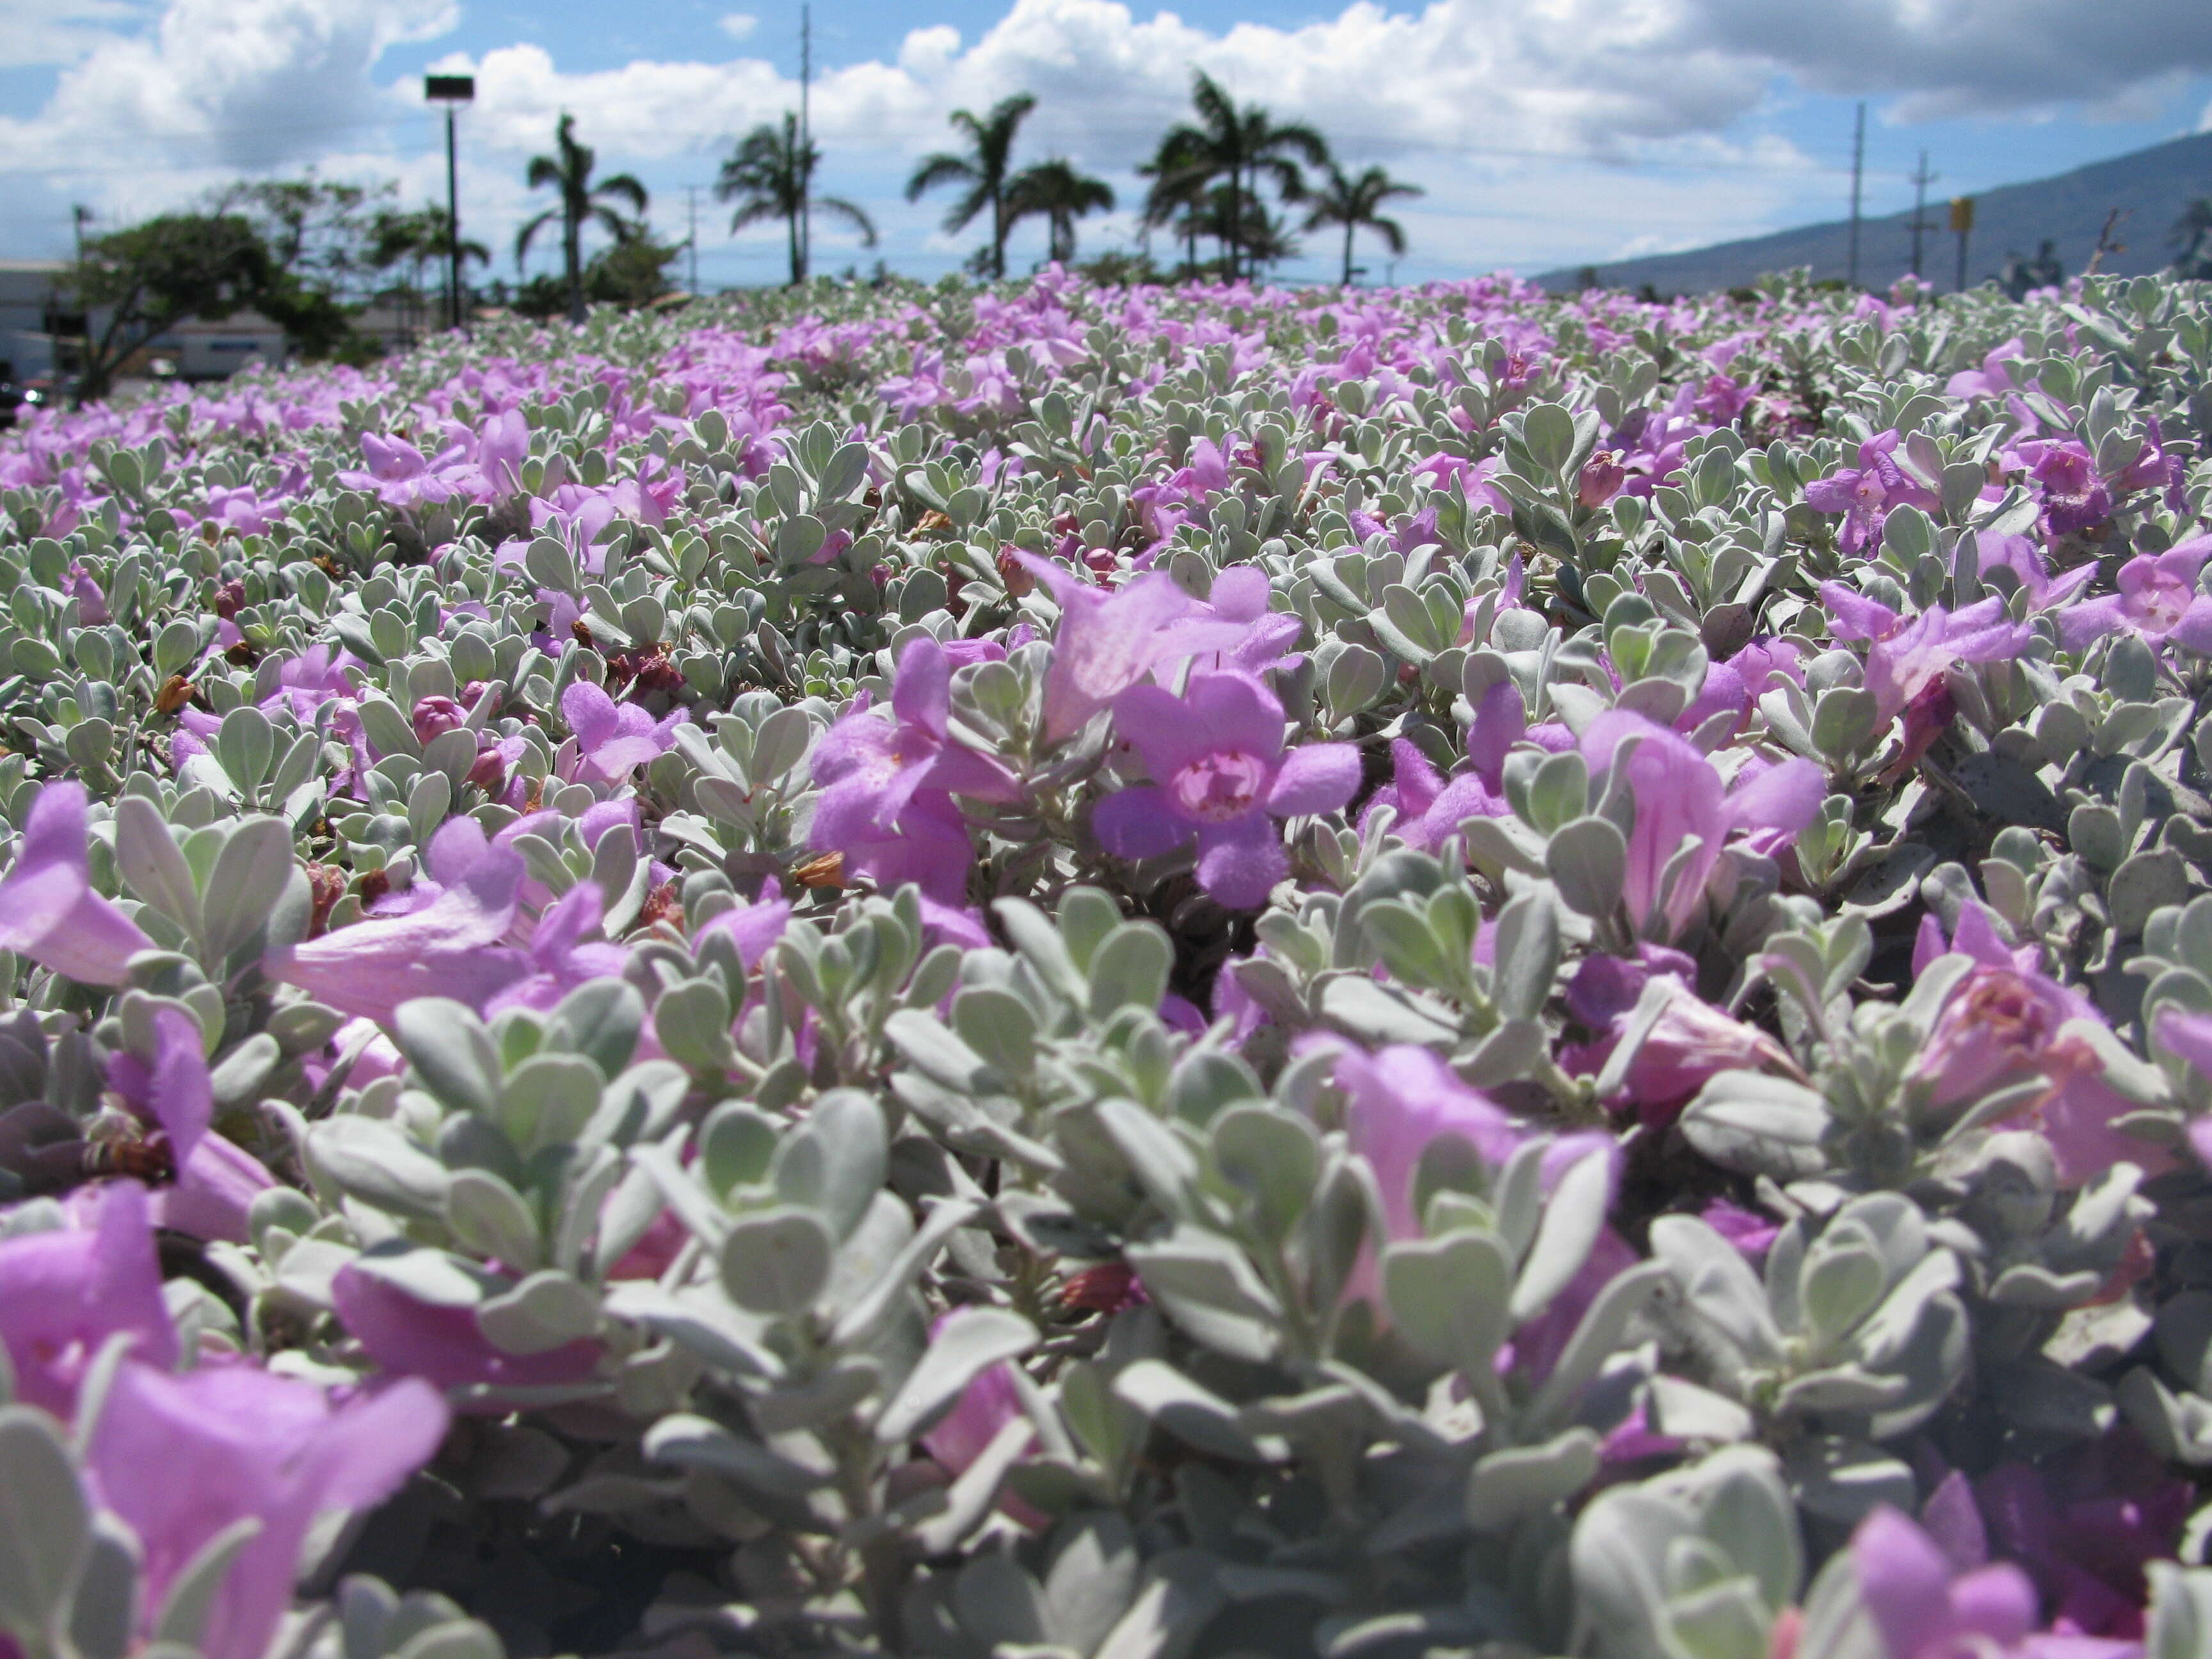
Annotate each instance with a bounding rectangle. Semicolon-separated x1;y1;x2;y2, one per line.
561;680;688;785
1974;533;2097;613
1094;672;1359;910
331;1264;601;1390
104;1004;212;1167
0;1180;175;1416
693;892;792;970
2025;440;2113;539
1578;712;1824;940
1559;945;1794;1125
1846;1505;2135;1659
67;563;110;623
149;1134;276;1245
1944;338;2024;401
1013;556;1253;742
1822;584;2031;725
267;848;530;1023
88;1360;449;1659
1678;637;1806;737
1909;935;2173;1189
1977;1429;2190;1640
1358;738;1505;852
1803;431;1941;556
0;781;155;987
2056;536;2212;654
476;407;529;495
483;882;630;1016
813;638;1020;839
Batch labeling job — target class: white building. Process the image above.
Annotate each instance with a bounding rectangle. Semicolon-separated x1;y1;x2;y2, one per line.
0;259;73;382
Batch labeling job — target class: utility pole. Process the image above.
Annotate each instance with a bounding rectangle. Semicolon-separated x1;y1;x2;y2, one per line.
798;4;812;286
1845;100;1865;289
70;204;92;266
1905;150;1937;276
426;75;476;333
685;184;700;295
1950;196;1975;294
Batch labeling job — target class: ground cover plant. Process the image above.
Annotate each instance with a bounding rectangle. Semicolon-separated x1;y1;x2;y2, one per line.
4;261;2212;1659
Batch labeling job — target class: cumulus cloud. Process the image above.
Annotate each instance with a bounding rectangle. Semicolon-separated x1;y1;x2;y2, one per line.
718;13;758;43
0;0;148;70
2;0;454;178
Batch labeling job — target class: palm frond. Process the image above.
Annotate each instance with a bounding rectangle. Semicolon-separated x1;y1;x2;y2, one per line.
595;173;650;215
816;196;878;246
513;209;557;267
906;152;978;202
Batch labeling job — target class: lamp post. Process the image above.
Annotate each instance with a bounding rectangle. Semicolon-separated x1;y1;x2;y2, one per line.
426;75;476;333
1948;196;1975;295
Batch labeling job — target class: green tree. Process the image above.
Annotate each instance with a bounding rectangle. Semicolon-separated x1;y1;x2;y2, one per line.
1006;159;1115;267
716;114;876;287
515;113;650;325
1302;163;1422;285
1189;184;1301;276
67;214;275;401
1152;72;1330;281
1137;127;1211;279
366;205;488;334
905;93;1037;280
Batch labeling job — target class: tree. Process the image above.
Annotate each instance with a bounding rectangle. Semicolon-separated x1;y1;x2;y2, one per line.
1137;128;1211;279
1189;186;1301;276
366;205;488;336
515;114;650;325
906;94;1037;280
1006;159;1114;267
1302;163;1421;286
67;214;275;401
212;175;390;304
717;114;876;287
2173;197;2212;280
1151;72;1330;281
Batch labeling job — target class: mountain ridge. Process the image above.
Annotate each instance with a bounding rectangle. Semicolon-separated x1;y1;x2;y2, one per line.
1534;128;2212;295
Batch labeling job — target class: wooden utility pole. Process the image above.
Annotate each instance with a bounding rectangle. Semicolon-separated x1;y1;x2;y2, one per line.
1846;102;1865;288
1906;151;1937;276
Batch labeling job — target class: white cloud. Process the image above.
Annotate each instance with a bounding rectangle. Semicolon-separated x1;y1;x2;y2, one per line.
717;13;757;43
0;0;148;70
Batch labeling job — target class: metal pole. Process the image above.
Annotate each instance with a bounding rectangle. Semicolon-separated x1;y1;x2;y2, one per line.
444;104;463;332
1956;226;1968;294
685;185;700;294
799;3;812;284
1845;100;1864;289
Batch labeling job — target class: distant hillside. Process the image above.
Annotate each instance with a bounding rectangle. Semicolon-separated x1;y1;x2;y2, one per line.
1536;129;2212;296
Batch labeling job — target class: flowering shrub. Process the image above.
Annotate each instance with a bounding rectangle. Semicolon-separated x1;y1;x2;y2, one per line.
4;262;2212;1658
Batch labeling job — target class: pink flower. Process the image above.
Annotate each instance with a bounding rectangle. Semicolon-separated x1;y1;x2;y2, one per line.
1578;712;1824;940
88;1360;449;1659
561;680;688;785
1094;672;1359;910
1012;556;1253;742
0;1180;175;1416
2056;536;2212;654
1802;430;1940;556
1823;583;2030;725
0;781;155;986
1559;945;1794;1126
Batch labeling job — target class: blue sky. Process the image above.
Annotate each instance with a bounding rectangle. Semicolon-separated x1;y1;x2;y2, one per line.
1;0;2208;288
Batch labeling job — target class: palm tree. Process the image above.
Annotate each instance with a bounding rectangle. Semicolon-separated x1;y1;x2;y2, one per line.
1006;159;1114;267
1139;128;1211;279
717;114;876;287
367;205;487;333
1190;185;1300;276
515;113;650;325
1152;72;1330;282
905;93;1037;280
1303;163;1422;286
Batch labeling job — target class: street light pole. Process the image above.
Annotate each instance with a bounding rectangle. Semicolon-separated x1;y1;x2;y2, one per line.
426;75;476;333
